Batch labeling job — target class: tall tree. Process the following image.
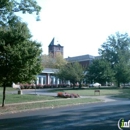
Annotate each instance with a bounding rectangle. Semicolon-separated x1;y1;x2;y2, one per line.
57;62;84;88
0;17;43;107
42;54;55;68
0;0;41;25
87;59;115;85
98;32;130;87
42;53;67;69
54;53;67;69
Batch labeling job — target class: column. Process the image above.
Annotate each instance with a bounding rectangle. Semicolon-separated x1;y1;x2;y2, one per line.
41;77;43;85
57;78;59;85
67;80;70;85
53;77;56;84
48;74;50;84
36;77;39;85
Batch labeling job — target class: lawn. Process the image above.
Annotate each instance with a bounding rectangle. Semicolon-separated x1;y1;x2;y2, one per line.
49;88;130;96
0;87;102;114
0;87;14;92
0;98;101;114
113;89;130;98
0;87;130;114
0;93;60;104
49;87;130;98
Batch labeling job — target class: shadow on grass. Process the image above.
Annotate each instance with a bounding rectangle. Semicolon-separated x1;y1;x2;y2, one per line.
113;88;130;98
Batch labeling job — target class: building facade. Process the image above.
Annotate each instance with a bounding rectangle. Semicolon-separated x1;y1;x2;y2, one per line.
36;68;58;85
37;38;99;85
65;54;97;68
36;68;69;85
48;37;64;57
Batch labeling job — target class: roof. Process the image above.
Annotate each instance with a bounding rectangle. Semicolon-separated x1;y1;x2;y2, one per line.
49;37;63;47
65;54;96;62
41;68;59;74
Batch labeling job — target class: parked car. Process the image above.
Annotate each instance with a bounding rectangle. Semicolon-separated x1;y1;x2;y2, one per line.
89;83;101;87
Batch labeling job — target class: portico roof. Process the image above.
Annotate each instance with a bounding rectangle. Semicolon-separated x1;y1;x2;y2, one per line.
41;68;59;74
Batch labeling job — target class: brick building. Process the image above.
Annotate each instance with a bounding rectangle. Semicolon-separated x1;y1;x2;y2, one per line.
36;38;64;85
48;37;64;57
65;54;96;68
36;38;98;85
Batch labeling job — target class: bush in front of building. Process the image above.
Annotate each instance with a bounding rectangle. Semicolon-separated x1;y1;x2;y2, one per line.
58;84;69;88
20;84;36;89
43;84;51;88
36;84;44;89
19;83;69;89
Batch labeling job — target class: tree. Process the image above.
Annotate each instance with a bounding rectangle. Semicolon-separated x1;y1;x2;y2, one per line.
0;0;41;25
42;54;55;68
54;53;67;69
87;59;115;85
57;62;84;88
114;53;130;86
42;53;67;69
98;32;130;87
0;17;43;107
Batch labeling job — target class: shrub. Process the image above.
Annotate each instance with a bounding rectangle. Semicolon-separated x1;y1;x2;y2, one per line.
57;92;80;98
51;84;57;88
44;84;51;88
36;84;43;89
57;92;63;97
58;84;68;88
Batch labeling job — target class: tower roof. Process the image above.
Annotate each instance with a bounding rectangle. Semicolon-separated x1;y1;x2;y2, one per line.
49;37;62;47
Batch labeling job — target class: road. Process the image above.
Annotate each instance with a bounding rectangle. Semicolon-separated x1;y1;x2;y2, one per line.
0;100;130;130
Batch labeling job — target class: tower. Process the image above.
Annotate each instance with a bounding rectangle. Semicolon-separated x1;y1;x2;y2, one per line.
48;37;64;57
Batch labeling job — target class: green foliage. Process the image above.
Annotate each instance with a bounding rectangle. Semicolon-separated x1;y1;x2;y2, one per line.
98;32;130;86
42;53;67;69
87;59;115;84
0;0;41;25
0;17;43;85
57;62;84;87
0;0;42;107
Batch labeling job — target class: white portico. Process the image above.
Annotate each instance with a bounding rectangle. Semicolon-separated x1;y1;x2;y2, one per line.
36;68;61;85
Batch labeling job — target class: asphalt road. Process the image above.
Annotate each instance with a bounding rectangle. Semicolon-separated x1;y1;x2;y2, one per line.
0;100;130;130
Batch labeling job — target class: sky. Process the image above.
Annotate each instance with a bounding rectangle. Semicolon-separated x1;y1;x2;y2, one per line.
17;0;130;58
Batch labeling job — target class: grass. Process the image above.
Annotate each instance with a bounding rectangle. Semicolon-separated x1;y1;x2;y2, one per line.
0;87;14;92
0;98;101;114
113;89;130;98
49;87;130;98
0;94;60;104
0;87;102;114
0;88;101;114
49;88;121;95
0;87;130;114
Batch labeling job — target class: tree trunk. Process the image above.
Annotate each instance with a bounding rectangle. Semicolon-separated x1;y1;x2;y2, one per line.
117;81;120;87
79;81;82;88
2;83;6;107
72;83;75;89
